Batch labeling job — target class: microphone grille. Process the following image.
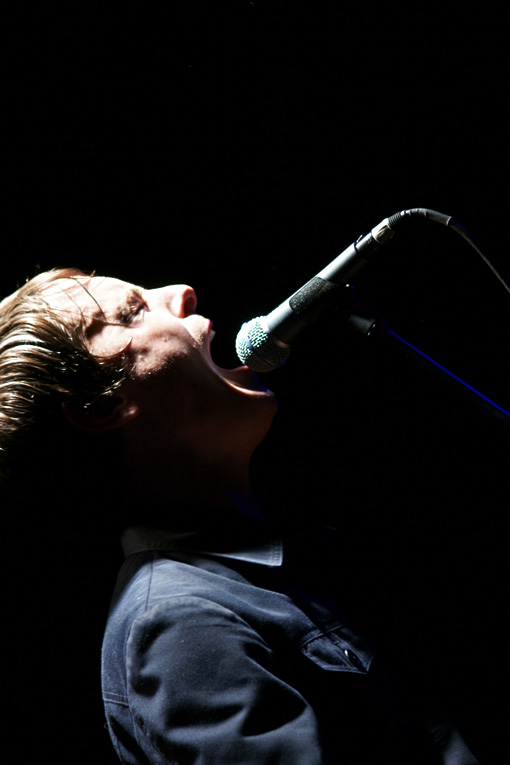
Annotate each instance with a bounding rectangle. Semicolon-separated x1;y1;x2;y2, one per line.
235;317;290;373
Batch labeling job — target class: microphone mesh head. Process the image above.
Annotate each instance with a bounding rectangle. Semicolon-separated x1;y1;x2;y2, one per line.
235;317;291;373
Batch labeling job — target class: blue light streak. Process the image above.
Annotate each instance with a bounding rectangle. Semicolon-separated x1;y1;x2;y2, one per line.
383;326;510;420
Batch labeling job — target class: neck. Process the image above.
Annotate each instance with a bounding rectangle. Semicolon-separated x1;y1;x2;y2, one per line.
119;439;264;530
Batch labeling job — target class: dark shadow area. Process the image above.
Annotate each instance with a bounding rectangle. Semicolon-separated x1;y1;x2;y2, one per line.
3;4;508;762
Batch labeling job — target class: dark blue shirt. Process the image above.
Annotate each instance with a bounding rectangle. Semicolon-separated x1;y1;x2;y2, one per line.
101;520;479;764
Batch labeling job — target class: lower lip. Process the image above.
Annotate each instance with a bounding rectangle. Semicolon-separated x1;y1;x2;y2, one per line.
221;363;255;380
220;363;272;390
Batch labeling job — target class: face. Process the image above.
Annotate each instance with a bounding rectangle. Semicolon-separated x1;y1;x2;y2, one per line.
46;275;277;457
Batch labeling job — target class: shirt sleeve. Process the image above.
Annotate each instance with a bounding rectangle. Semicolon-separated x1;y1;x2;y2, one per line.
124;596;326;764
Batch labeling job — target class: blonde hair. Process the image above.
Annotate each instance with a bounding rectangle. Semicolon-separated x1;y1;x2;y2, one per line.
0;268;129;488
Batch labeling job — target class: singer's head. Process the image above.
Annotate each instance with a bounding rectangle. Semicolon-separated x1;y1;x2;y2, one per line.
0;269;277;524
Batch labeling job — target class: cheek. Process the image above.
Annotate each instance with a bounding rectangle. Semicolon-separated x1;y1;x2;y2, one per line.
87;325;131;357
129;335;196;380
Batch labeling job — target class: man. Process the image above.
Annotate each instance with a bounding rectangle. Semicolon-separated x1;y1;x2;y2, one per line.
1;270;480;763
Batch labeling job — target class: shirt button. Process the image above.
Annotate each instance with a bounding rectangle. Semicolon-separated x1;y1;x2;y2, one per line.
344;648;364;671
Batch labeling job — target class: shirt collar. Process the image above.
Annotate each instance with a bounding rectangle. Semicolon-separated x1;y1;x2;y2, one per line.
121;523;284;568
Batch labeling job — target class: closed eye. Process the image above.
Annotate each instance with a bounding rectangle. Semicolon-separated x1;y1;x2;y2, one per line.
118;289;148;324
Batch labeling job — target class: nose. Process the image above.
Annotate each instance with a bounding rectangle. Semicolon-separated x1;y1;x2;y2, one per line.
160;284;198;317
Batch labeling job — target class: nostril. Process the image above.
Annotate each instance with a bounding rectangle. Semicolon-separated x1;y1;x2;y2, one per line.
181;287;197;317
166;284;198;317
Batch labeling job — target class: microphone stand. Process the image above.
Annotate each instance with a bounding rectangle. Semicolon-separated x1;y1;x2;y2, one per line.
345;305;510;425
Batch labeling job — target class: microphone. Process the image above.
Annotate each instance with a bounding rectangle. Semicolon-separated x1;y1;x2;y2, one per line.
235;208;453;372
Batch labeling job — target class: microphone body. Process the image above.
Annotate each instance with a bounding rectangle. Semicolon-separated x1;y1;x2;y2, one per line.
236;208;453;372
236;217;397;372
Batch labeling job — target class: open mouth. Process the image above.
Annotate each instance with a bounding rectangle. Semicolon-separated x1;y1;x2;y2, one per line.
203;320;273;392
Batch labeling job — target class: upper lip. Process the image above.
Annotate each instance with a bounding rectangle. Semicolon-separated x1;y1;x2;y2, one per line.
197;317;217;363
205;319;215;352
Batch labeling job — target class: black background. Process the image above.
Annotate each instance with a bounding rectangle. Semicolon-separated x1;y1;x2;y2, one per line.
3;3;509;762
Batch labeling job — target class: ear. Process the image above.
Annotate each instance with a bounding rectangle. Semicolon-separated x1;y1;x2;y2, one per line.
62;395;140;432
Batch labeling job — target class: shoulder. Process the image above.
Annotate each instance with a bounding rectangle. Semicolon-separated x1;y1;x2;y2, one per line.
127;595;266;667
103;551;257;655
107;593;275;709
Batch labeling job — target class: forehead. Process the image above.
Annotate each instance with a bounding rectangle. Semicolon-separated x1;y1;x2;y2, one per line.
45;276;135;316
